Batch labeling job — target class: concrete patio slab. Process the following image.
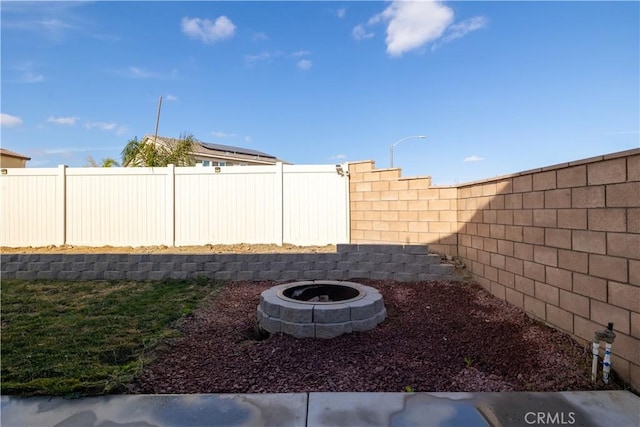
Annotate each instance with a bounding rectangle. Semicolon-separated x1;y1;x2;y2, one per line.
0;393;307;427
1;391;638;427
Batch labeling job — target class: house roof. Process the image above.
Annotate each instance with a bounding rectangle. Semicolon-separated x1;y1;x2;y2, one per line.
0;148;31;160
143;135;285;163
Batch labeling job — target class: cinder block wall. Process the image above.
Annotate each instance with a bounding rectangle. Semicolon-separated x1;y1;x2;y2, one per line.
349;161;458;256
349;148;640;390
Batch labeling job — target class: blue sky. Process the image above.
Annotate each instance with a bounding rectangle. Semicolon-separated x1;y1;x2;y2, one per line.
1;1;638;184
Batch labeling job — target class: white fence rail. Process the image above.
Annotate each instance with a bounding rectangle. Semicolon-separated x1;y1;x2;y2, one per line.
0;163;350;247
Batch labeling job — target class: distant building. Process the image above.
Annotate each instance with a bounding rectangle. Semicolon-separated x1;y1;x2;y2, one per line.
140;135;287;166
0;148;31;168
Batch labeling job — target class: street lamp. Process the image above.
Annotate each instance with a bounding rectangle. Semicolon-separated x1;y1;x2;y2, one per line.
390;135;427;168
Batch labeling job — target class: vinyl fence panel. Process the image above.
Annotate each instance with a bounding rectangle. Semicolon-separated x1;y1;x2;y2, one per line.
0;163;350;247
0;167;63;247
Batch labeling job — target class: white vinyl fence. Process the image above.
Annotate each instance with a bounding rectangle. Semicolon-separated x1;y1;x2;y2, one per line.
0;163;350;247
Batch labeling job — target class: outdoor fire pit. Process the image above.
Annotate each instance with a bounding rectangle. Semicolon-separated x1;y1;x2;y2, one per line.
257;280;386;339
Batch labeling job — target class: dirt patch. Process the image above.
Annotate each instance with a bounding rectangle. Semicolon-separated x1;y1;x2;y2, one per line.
132;279;613;394
0;243;336;254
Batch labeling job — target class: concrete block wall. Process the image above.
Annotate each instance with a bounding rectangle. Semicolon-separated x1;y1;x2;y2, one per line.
456;149;640;389
0;244;455;283
347;148;639;390
349;161;459;256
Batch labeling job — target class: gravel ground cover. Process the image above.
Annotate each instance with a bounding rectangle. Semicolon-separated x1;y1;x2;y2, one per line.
133;279;608;394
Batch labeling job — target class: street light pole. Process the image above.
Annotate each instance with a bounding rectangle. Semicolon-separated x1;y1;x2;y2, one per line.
390;135;426;168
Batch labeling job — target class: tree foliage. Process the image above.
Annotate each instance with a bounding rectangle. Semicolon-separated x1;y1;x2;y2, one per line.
121;133;196;167
86;156;120;167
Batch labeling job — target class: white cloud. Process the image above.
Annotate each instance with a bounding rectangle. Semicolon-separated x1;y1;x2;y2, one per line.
181;16;236;44
166;94;179;101
463;155;484;162
22;71;44;83
47;116;77;125
116;66;176;80
244;136;252;143
331;154;347;160
444;16;487;42
116;126;128;136
212;131;237;138
252;32;269;42
337;8;346;19
372;0;454;57
244;50;283;66
297;59;312;70
352;24;374;41
290;50;311;57
1;113;23;127
85;121;117;131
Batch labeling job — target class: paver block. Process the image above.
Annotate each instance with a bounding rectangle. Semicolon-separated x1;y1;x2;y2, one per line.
303;270;326;280
104;270;125;280
257;307;281;334
204;262;223;271
236;271;256;281
279;301;313;323
315;321;353;339
280;320;315;338
391;253;414;264
313;304;350;323
351;315;380;332
430;264;455;275
403;245;429;254
58;270;81;280
349;298;379;321
394;272;417;282
213;271;232;281
260;293;282;318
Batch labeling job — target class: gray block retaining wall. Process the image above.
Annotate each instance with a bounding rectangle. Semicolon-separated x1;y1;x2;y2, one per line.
1;244;455;282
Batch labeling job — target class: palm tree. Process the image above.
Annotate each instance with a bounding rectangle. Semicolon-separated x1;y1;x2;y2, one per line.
86;155;120;167
121;133;196;167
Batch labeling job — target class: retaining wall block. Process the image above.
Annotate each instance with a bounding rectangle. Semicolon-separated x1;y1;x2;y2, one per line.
337;244;357;253
58;271;81;280
280;320;315;338
426;254;442;264
315;260;337;271
204;262;223;271
351;315;379;332
369;271;394;281
303;270;326;280
236;270;256;281
182;262;203;273
105;270;127;280
3;262;21;273
292;261;313;271
35;271;54;280
257;270;279;281
346;252;368;262
403;245;430;254
257;307;281;333
326;270;349;281
347;270;370;278
349;299;379;320
370;253;392;264
313;303;351;323
394;272;418;282
279;300;313;323
247;262;268;271
213;271;233;281
403;262;428;274
391;253;414;264
429;264;455;275
126;271;148;281
281;270;302;281
315;321;353;339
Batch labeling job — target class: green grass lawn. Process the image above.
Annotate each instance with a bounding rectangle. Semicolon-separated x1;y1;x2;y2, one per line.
1;278;222;396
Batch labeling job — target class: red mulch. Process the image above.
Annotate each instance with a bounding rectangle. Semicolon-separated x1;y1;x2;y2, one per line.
132;280;610;394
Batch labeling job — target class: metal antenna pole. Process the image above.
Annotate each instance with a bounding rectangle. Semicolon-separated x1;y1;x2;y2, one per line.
154;95;162;146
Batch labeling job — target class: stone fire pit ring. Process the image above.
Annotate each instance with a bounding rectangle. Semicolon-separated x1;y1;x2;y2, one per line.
257;280;386;339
